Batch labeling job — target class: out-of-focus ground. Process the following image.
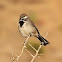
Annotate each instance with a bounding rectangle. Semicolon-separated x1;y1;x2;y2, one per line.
0;0;62;62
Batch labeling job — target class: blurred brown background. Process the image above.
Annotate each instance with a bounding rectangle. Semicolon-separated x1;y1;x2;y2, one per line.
0;0;62;62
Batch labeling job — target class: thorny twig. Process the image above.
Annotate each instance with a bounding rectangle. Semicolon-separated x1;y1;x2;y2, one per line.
11;32;48;62
11;51;15;62
16;36;30;61
30;32;48;62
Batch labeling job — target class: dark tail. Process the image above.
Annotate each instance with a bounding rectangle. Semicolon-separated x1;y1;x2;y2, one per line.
37;35;50;46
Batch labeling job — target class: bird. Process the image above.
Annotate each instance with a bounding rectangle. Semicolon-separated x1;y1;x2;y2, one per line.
18;13;50;46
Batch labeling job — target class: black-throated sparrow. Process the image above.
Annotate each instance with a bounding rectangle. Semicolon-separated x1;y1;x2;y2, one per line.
18;13;50;46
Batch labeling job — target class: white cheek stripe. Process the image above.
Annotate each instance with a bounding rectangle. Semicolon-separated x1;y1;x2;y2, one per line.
19;16;28;21
24;16;28;19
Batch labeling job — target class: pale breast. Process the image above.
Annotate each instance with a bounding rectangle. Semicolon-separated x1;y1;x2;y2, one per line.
18;21;38;37
18;24;28;37
23;21;36;34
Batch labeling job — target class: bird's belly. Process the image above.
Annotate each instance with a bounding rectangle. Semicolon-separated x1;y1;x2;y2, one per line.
24;24;36;34
19;28;29;37
20;25;36;37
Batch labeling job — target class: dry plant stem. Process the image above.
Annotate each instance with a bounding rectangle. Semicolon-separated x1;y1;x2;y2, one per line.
16;36;30;61
38;53;45;56
11;51;15;62
31;45;42;62
28;43;37;52
11;32;48;62
44;32;48;38
25;49;34;57
25;45;44;56
24;32;48;62
30;32;48;62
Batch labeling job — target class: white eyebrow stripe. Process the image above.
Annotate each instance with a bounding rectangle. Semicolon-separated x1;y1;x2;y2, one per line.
23;16;28;19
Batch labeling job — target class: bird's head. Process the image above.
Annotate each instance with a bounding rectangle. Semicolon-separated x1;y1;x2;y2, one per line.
19;13;28;21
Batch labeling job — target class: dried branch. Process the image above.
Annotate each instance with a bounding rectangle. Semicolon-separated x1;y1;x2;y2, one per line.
31;45;42;62
16;36;30;61
25;49;34;57
28;43;37;52
30;32;48;62
11;51;15;62
11;32;48;62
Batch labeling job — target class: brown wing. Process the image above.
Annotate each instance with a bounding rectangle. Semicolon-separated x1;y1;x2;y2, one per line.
28;17;40;37
28;17;34;24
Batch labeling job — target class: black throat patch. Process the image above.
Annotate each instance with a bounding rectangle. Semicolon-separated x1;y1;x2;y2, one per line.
19;21;24;27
